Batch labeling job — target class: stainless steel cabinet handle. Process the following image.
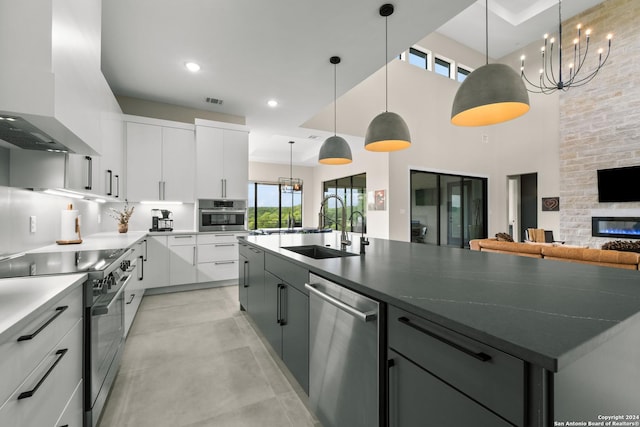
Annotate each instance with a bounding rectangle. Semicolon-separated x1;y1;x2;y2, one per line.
174;235;194;239
126;294;135;304
115;174;120;198
397;317;492;362
18;349;68;399
107;170;113;196
85;156;93;190
214;260;236;265
221;179;224;198
158;181;162;200
216;234;234;237
214;243;235;247
17;306;68;342
163;181;166;200
305;283;377;322
144;239;148;261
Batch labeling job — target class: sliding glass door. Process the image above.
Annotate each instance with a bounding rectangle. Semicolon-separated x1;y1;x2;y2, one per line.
411;170;487;248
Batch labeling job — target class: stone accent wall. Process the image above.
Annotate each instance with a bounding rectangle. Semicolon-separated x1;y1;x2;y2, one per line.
559;0;640;247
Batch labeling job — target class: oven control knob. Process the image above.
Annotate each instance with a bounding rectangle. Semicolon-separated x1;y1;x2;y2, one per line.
120;260;130;271
93;280;105;296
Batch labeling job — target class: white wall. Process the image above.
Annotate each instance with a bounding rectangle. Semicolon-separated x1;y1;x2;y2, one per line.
304;31;561;242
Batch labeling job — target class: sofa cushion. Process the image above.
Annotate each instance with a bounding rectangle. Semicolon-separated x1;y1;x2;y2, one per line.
542;246;640;270
478;240;544;257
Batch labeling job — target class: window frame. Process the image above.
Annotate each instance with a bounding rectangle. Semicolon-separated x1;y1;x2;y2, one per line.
247;181;303;230
434;55;453;79
457;65;472;82
322;173;367;233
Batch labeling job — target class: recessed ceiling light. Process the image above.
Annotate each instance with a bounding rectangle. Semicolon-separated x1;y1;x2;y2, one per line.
185;62;201;72
267;99;278;107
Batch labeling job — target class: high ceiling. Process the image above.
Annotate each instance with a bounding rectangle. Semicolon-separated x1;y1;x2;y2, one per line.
101;0;605;166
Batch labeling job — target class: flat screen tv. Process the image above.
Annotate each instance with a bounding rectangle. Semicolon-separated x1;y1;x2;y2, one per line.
597;165;640;202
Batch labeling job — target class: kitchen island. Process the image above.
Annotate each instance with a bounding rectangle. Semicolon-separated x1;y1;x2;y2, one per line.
240;232;640;427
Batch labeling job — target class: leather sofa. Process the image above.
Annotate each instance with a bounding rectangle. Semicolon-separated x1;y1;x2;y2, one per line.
470;239;640;270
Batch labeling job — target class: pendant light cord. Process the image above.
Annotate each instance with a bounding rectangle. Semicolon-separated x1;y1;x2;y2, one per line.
333;62;337;136
485;0;489;65
385;12;389;112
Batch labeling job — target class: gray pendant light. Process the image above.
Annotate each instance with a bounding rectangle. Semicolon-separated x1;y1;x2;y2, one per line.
364;4;411;152
319;56;352;165
451;0;529;126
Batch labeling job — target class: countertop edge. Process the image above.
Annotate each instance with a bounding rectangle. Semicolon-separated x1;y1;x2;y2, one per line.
0;273;87;344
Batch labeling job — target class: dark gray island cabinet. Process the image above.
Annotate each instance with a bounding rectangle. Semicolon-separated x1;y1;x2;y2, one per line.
238;241;309;393
239;234;640;427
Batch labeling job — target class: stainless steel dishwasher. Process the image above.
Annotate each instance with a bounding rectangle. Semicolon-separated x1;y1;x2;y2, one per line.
305;273;382;427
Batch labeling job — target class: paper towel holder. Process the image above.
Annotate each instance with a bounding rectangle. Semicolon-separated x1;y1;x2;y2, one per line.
56;203;83;245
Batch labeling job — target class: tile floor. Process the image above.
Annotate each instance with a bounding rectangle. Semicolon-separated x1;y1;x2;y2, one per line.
98;285;320;427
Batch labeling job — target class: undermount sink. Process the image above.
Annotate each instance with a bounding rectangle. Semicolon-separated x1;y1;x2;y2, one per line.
282;245;358;259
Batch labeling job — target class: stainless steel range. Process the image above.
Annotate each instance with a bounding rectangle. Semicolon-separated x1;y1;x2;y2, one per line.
0;247;138;427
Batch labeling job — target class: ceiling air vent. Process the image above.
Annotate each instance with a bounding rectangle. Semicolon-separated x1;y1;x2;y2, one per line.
205;97;224;105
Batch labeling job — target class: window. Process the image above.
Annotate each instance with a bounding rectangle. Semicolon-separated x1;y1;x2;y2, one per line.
457;66;471;82
322;173;366;232
247;182;302;230
408;47;428;70
434;57;451;78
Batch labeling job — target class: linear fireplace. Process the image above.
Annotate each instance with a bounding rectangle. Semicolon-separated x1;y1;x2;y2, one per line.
592;217;640;239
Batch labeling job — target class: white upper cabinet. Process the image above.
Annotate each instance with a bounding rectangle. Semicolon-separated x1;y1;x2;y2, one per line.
99;92;125;199
0;0;115;155
195;119;249;200
125;117;195;202
66;154;101;194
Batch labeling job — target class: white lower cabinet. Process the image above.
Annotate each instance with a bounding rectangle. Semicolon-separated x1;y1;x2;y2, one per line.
197;233;245;283
0;318;83;427
169;235;198;286
139;236;169;289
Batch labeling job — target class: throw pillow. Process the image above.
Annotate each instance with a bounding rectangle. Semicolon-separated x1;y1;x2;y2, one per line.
495;232;514;242
601;240;640;253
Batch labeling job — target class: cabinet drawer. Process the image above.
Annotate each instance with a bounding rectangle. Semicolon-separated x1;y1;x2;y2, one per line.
54;379;83;427
0;286;82;405
168;234;197;246
197;233;240;244
198;242;238;262
388;306;525;427
198;260;238;282
0;319;83;427
264;253;308;294
389;350;512;427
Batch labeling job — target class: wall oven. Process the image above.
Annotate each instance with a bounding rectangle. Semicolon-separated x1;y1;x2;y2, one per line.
198;199;247;232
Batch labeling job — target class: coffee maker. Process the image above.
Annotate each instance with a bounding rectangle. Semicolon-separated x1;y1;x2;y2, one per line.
150;209;174;232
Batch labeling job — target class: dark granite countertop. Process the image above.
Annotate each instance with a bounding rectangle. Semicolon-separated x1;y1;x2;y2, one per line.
241;233;640;372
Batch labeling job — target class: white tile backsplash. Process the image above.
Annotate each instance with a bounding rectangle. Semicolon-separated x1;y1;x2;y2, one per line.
100;202;196;233
0;185;102;256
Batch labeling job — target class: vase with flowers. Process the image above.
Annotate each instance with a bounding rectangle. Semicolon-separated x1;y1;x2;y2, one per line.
108;200;134;233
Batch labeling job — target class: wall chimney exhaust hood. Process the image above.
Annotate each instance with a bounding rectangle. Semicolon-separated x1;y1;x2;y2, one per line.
0;0;108;157
0;115;74;153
